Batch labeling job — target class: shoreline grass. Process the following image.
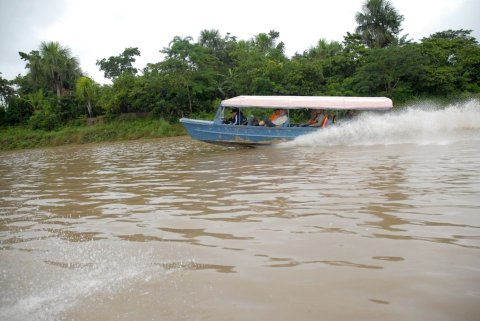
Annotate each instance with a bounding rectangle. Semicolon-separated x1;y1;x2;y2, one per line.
0;118;186;151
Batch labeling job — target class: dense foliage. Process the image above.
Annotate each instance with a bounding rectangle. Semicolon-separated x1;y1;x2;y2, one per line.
1;0;479;131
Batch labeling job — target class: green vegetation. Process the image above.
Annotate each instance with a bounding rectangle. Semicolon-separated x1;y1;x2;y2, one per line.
1;0;479;150
0;117;185;151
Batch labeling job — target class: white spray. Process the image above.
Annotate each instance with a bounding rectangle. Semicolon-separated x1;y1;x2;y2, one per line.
283;99;480;147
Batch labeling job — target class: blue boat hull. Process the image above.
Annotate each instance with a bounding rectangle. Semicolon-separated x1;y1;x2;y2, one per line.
180;118;320;145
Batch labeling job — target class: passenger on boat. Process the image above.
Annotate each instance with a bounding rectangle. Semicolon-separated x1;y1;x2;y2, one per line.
259;109;289;127
225;108;245;125
306;110;325;127
320;114;330;127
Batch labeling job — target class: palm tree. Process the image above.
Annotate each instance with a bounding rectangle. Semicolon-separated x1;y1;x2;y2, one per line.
199;29;223;51
40;41;82;97
355;0;404;48
19;42;82;97
75;76;98;118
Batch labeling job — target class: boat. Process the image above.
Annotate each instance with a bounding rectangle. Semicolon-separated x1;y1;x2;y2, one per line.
180;96;393;146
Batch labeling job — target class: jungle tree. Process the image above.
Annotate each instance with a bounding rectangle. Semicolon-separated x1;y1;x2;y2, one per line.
152;35;222;115
355;0;404;48
352;44;425;101
75;76;99;117
96;47;141;79
198;29;238;97
419;29;480;95
19;41;82;97
227;30;288;95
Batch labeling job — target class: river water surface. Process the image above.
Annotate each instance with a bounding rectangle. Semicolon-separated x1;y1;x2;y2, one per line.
1;102;480;321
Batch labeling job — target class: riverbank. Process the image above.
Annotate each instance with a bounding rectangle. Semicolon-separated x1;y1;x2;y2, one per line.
0;118;186;151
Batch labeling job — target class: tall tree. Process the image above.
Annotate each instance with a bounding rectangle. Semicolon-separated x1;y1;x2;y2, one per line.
96;47;141;79
199;29;223;52
19;41;82;97
199;29;235;67
226;30;288;95
156;36;221;115
40;42;79;97
355;0;404;48
198;30;238;97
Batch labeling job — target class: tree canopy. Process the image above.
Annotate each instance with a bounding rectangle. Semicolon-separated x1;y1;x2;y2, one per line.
96;47;141;79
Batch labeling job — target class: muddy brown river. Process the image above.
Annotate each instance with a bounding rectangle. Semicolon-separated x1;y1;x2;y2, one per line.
1;103;480;320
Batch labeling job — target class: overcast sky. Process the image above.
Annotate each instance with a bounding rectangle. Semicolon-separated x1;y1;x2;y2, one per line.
0;0;478;84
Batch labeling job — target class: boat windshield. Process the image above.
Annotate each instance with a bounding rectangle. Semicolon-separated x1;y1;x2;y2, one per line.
213;105;225;124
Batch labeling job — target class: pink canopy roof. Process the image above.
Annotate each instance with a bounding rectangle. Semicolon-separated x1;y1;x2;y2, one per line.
221;96;393;110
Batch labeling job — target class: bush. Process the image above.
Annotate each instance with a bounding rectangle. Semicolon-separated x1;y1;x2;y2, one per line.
29;110;60;130
4;96;33;125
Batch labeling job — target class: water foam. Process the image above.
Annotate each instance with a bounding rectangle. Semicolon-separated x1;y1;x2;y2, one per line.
0;241;159;321
282;99;480;147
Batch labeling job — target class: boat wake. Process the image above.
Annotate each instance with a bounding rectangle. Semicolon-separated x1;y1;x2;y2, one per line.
282;99;480;147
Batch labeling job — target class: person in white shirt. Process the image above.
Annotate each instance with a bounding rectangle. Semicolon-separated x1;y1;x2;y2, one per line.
259;109;288;127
